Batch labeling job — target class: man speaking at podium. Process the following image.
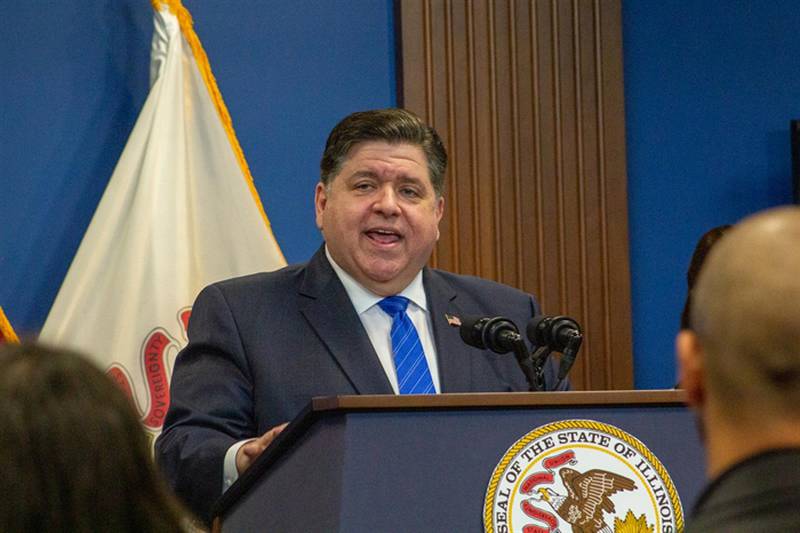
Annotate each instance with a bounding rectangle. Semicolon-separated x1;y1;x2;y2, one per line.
156;108;567;522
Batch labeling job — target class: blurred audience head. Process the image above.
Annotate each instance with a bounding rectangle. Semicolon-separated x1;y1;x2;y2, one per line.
677;207;800;473
680;224;732;330
0;342;191;532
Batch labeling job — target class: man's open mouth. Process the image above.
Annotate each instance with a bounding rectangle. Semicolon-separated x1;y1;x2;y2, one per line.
365;228;402;244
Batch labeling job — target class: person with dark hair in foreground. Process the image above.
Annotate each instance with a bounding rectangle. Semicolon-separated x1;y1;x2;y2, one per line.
680;224;732;330
677;207;800;532
0;342;194;533
156;108;567;522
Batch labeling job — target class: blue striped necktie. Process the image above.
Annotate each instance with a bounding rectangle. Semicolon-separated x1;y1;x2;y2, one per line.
378;296;435;395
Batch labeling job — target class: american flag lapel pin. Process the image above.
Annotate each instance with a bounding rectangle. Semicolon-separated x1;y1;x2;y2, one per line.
445;313;462;327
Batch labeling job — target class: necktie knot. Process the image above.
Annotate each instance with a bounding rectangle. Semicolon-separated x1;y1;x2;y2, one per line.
378;295;410;317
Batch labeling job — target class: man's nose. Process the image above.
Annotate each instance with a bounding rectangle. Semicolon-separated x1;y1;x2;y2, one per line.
373;185;401;216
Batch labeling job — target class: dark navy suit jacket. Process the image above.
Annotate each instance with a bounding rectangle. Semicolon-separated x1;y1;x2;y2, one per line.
686;449;800;532
155;247;566;522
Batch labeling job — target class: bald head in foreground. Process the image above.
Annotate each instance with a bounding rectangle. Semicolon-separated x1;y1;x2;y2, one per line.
677;207;800;532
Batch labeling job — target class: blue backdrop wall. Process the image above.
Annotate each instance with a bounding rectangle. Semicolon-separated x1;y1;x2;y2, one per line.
623;0;800;387
2;1;799;388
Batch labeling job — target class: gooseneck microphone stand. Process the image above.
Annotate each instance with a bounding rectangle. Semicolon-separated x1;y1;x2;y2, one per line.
510;340;547;392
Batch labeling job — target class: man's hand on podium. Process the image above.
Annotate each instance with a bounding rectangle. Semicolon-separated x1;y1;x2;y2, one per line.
236;422;289;474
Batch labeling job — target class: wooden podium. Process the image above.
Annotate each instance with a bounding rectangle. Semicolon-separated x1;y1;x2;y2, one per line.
212;390;703;532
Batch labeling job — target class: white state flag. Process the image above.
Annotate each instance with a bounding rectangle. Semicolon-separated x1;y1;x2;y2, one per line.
40;1;286;442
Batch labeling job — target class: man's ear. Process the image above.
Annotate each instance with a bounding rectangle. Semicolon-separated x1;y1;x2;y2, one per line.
676;330;705;408
314;182;327;230
435;195;444;220
435;196;444;240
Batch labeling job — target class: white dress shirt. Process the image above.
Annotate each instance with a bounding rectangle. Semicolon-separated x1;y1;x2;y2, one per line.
325;247;441;394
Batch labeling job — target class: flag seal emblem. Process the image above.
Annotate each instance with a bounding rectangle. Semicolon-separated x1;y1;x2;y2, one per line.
484;419;683;533
106;307;191;444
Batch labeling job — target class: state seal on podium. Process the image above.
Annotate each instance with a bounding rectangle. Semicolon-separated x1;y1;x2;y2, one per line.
484;419;683;533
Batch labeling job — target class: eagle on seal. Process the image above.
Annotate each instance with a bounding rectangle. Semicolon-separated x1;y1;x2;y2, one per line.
529;467;636;533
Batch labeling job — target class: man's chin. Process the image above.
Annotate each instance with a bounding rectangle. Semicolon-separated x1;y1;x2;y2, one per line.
358;265;411;294
357;257;404;280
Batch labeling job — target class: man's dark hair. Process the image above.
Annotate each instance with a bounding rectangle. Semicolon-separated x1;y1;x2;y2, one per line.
681;224;732;330
0;342;191;532
320;108;448;196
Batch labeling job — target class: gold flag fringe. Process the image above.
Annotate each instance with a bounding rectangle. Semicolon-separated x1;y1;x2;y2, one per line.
0;307;20;343
151;0;286;264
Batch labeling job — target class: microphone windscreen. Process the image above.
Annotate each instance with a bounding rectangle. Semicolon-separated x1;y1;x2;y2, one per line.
459;316;486;349
526;315;549;345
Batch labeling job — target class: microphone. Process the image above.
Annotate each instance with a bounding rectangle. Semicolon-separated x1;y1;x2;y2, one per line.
452;314;547;391
458;316;523;354
526;315;581;351
526;315;583;380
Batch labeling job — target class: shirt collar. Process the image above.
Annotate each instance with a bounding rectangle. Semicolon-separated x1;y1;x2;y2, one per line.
325;245;428;314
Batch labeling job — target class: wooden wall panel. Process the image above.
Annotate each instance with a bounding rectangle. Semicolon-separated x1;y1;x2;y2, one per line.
398;0;633;390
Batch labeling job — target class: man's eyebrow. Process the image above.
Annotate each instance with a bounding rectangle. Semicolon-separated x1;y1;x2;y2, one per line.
396;174;425;184
348;170;379;179
347;170;427;185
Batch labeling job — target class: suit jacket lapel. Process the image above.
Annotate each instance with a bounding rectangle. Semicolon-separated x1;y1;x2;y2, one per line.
298;247;394;394
424;268;473;392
